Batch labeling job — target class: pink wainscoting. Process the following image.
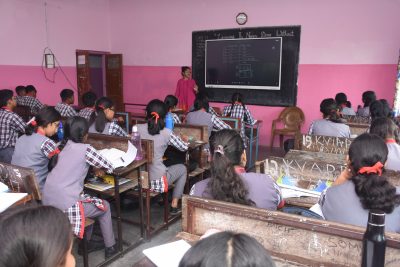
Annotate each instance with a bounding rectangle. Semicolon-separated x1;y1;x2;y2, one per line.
0;65;77;105
122;64;397;147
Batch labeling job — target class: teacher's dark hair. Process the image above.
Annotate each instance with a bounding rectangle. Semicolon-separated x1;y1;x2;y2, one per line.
362;91;376;107
348;133;400;213
0;205;73;267
179;231;276;267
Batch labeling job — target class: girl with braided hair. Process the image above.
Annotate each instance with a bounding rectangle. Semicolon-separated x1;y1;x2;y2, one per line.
320;133;400;232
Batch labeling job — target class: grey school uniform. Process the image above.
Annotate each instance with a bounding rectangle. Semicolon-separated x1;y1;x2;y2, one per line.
320;181;400;233
43;141;115;246
342;107;356;116
190;172;282;210
136;124;187;198
11;133;50;191
88;122;111;135
309;119;351;138
357;106;370;117
386;142;400;171
186;110;214;138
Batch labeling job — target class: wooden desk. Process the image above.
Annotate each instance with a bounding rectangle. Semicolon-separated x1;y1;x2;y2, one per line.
294;134;353;155
346;122;369;136
342;115;371;124
85;133;152;256
179;196;400;266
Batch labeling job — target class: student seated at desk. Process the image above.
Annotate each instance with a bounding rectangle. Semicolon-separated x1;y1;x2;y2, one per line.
320;133;400;232
88;97;128;137
308;98;351;138
370;117;400;171
222;92;256;145
11;107;61;191
179;231;276;267
15;85;26;97
15;85;45;115
0;89;26;163
357;90;376;117
78;91;97;121
0;205;75;267
55;89;78;117
186;93;230;143
43;117;118;258
190;129;283;210
164;95;181;124
335;92;356;116
137;99;189;214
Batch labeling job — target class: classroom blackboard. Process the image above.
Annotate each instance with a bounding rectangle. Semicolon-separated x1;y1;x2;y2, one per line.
192;26;301;106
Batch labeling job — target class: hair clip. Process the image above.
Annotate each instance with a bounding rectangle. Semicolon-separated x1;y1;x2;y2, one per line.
358;161;384;176
214;145;224;155
27;117;37;126
151;112;160;123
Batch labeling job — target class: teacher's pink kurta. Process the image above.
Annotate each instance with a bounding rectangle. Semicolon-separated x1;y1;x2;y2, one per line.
175;78;196;110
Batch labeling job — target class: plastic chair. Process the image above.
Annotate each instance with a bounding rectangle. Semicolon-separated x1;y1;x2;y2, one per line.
270;107;305;149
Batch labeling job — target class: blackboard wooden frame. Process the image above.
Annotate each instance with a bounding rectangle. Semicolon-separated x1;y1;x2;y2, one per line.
192;25;301;107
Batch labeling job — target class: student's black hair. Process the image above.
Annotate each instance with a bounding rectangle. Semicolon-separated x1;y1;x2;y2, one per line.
48;116;89;171
0;89;14;107
145;99;167;135
181;66;191;74
335;92;347;106
82;91;97;108
370;117;400;143
205;129;254;206
0;205;73;267
15;85;26;96
320;98;341;123
25;85;37;94
93;97;114;133
164;95;178;111
370;100;390;121
362;91;376;107
346;100;352;108
193;92;210;112
348;133;400;213
60;88;74;102
25;107;61;136
179;231;276;267
380;99;391;117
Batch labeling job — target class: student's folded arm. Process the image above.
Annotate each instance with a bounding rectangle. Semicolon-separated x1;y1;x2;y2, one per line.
245;108;255;125
212;115;231;130
85;146;114;173
169;132;189;151
41;139;58;158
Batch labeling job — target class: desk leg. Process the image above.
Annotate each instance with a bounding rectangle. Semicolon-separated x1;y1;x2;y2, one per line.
145;189;151;240
114;176;123;252
255;124;260;164
138;168;144;239
248;126;254;168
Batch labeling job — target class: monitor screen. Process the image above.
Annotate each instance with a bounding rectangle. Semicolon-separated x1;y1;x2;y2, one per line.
205;37;282;90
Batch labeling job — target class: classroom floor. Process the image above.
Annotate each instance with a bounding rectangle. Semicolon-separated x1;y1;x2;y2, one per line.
74;145;284;267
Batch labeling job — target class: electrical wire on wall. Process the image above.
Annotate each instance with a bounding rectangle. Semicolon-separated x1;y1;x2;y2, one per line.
41;1;77;91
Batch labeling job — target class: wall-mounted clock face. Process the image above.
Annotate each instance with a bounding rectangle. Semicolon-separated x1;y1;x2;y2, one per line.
236;12;248;25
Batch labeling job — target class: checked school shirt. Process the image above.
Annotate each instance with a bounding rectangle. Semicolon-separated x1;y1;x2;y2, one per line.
55;103;78;117
16;96;45;114
0;108;26;148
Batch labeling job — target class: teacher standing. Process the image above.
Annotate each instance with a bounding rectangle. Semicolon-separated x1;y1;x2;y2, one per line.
175;66;198;111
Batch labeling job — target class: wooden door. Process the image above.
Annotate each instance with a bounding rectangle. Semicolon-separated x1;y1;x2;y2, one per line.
76;51;91;106
106;54;124;112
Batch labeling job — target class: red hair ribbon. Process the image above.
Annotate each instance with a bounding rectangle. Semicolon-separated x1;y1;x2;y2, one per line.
30;120;37;126
151;112;160;123
358;162;384;176
27;117;37;126
48;148;60;159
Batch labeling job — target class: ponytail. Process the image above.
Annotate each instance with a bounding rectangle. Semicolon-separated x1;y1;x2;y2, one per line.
146;99;167;136
94;97;113;133
348;133;400;214
206;129;254;206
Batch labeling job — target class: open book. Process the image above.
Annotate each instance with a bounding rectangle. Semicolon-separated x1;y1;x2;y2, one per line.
143;240;191;267
84;177;131;191
277;174;332;198
98;141;137;168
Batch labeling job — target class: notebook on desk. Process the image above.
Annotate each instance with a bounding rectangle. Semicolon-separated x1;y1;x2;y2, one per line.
277;174;332;198
143;240;191;267
98;141;137;168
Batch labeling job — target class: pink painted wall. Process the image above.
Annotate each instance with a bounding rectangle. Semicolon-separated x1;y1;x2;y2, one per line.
0;0;110;104
110;0;400;146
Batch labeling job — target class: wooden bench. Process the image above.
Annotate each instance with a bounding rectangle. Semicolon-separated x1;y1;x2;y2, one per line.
181;195;400;266
294;134;353;155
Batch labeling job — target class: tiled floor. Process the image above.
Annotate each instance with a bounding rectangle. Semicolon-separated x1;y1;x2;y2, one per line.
75;145;285;267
